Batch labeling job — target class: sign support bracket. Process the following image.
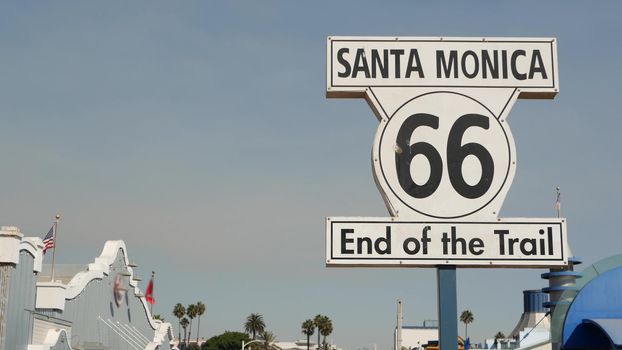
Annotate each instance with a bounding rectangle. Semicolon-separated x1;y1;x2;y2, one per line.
437;266;458;350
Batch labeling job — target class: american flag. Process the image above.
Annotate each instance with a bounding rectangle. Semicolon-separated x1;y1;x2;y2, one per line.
42;226;54;254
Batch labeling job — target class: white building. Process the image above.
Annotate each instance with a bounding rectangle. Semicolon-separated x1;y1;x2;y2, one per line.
273;340;342;350
0;226;176;350
274;340;317;350
396;321;439;350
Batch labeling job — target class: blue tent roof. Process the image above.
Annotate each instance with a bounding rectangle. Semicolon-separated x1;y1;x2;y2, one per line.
562;266;622;349
564;318;622;349
583;319;622;346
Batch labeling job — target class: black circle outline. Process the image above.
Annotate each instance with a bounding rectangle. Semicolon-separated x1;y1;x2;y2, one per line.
378;91;512;219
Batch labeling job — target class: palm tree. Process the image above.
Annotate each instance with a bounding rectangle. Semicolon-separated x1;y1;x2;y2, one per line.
459;310;474;339
187;304;197;346
318;316;333;346
154;314;163;321
245;313;266;339
313;315;323;349
301;319;315;350
257;330;277;350
181;317;189;347
196;301;206;343
494;331;505;348
173;303;186;344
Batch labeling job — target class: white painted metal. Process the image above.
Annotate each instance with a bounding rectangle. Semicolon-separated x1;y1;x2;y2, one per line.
35;282;67;311
0;226;23;264
32;318;72;346
326;217;568;267
28;329;72;350
20;237;44;273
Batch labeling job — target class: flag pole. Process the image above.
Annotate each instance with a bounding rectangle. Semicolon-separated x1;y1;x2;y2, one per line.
50;215;60;282
150;271;155;315
555;187;561;218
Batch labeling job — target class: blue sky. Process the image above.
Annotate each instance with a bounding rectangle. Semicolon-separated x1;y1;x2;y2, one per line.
1;1;621;349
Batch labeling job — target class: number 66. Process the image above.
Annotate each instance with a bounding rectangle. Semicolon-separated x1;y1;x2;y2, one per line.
395;113;494;199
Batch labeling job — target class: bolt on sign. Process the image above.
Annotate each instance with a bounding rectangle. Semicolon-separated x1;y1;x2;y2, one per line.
325;37;568;268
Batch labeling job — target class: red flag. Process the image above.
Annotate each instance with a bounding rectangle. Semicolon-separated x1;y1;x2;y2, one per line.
145;271;155;305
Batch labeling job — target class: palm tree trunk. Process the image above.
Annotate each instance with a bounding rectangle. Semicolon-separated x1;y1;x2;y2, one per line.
188;320;193;346
465;323;468;339
307;334;310;350
197;316;201;344
317;330;320;350
178;320;182;345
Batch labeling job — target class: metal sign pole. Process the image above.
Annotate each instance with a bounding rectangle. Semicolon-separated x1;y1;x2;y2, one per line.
437;266;458;350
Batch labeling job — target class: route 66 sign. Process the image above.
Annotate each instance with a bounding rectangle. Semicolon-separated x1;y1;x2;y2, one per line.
327;37;559;220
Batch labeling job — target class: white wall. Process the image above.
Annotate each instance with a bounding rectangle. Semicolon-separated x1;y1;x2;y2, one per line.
399;328;438;350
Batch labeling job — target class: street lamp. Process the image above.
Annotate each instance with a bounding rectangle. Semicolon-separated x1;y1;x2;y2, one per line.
242;339;262;350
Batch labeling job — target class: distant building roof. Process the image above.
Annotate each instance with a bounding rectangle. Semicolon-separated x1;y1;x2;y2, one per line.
402;326;438;330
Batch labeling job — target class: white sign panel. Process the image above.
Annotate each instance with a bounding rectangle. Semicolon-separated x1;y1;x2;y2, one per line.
327;37;558;97
326;218;568;267
324;36;567;268
326;37;559;220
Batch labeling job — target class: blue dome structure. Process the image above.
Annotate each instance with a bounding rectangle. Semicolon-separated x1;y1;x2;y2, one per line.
550;254;622;349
